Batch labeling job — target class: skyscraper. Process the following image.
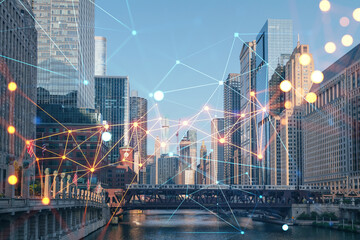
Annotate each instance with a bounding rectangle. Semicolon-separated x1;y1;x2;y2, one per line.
224;73;241;184
255;19;293;185
211;118;224;184
199;141;207;184
32;0;95;108
95;36;107;76
129;91;148;164
95;76;129;162
239;41;257;185
155;136;161;184
161;118;170;154
0;0;37;197
179;136;191;185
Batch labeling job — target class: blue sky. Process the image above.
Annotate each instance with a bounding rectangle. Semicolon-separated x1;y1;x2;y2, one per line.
94;0;360;153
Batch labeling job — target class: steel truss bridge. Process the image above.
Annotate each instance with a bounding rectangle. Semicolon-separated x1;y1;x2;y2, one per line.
108;184;328;215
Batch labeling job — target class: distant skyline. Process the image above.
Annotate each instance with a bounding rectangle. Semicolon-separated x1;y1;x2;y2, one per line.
94;0;360;153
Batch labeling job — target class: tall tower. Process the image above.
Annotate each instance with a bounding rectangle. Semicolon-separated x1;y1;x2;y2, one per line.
32;0;95;108
155;136;161;184
95;36;107;76
161;118;170;154
179;137;191;185
211;118;225;184
224;73;241;184
199;141;207;184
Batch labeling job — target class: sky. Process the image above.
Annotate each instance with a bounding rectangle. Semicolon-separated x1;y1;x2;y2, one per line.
94;0;360;154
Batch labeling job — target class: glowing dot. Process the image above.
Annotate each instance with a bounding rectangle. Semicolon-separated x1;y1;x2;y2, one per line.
240;113;245;118
216;181;219;184
280;80;292;92
241;231;245;234
42;197;50;205
353;8;360;22
132;30;137;36
8;175;17;185
281;119;287;125
250;91;255;97
311;70;324;84
284;101;292;109
204;106;209;111
161;142;166;147
176;60;180;65
262;107;267;113
7;126;15;134
104;124;110;130
139;163;143;167
90;167;95;173
282;224;289;231
245;172;248;175
101;132;112;142
169;152;174;157
146;130;150;134
185;194;189;198
149;93;154;98
234;32;239;37
259;195;263;199
319;0;331;12
154;90;164;101
305;92;317;103
324;42;336;54
219;138;225;144
218;81;224;85
122;158;125;162
258;154;263;160
62;156;66;160
299;53;311;66
36;158;39;161
340;17;350;27
8;82;17;91
133;122;139;127
83;80;89;85
26;140;30;145
159;117;162;120
182;121;188;126
68;130;72;133
341;34;353;47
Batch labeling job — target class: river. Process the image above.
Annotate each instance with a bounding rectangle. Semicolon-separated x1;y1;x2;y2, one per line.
87;210;358;239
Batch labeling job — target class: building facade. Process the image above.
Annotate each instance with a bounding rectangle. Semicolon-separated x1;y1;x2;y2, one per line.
95;76;129;162
32;0;95;108
95;36;107;76
0;0;37;196
211;118;224;184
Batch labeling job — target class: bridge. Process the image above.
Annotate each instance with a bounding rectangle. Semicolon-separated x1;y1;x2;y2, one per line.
108;184;327;217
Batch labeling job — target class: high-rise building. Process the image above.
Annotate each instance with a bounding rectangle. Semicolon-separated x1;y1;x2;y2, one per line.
161;118;170;154
129;91;148;164
303;43;360;193
179;136;191;184
0;0;37;197
224;73;241;184
95;36;107;76
32;0;95;108
199;141;207;184
279;41;314;186
155;136;161;184
95;76;129;162
158;154;179;185
239;41;257;185
187;129;197;169
255;19;293;185
211;118;224;184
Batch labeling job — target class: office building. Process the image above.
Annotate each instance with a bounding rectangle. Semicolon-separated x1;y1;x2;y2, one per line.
303;43;360;193
33;0;95;108
224;73;241;184
178;136;191;184
0;0;37;196
199;141;207;184
161;118;170;154
95;76;129;162
95;36;107;76
211;118;224;184
157;154;179;184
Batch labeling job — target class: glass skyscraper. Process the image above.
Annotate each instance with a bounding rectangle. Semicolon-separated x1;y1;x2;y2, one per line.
32;0;95;108
255;19;293;184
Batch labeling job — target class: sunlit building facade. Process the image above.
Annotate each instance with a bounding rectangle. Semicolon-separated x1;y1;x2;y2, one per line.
32;0;95;108
95;36;107;76
211;118;224;184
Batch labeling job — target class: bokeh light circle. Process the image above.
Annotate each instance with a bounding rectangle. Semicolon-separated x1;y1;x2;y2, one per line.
8;82;17;91
101;132;112;142
319;0;331;12
324;42;336;53
154;90;164;101
280;80;292;92
7;125;15;134
341;34;353;47
8;175;18;185
339;17;350;27
42;197;50;205
353;8;360;22
282;224;289;231
306;92;317;103
284;101;292;109
299;53;311;66
219;138;225;144
311;70;324;84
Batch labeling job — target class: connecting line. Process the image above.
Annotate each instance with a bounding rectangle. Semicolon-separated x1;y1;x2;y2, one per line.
217;186;241;229
125;0;135;29
163;82;218;94
18;0;78;71
180;62;219;82
167;197;186;222
221;37;236;81
88;0;131;31
189;197;241;232
152;64;177;91
0;0;6;4
160;165;191;186
245;201;259;228
106;35;132;63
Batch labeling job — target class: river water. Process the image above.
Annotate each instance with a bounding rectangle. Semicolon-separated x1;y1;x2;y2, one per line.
87;210;358;240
